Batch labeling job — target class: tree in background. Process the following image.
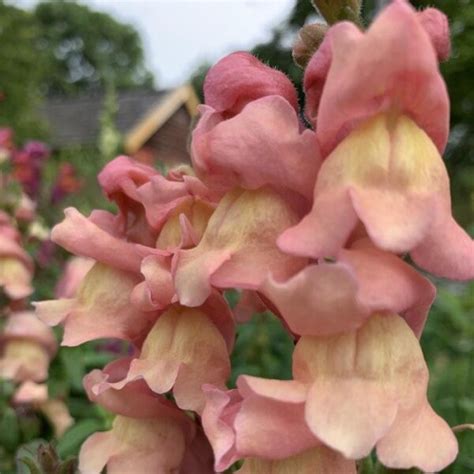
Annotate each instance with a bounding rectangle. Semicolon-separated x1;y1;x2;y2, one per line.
0;2;47;142
0;0;153;141
34;0;153;96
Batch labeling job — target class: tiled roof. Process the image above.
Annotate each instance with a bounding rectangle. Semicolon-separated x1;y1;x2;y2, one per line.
40;89;168;147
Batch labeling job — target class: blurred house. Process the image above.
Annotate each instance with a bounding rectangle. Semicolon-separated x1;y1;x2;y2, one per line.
40;85;199;167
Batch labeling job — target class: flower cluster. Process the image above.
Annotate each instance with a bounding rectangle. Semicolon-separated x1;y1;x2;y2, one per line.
37;0;473;472
0;227;74;440
0;129;75;447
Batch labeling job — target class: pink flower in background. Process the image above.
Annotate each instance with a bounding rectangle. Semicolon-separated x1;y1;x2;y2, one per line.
14;381;74;438
50;163;83;205
0;311;57;382
0;220;34;301
11;141;49;200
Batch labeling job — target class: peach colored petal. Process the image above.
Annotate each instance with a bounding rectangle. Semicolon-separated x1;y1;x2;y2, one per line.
78;431;117;474
295;314;429;459
130;255;174;311
137;172;216;231
175;188;306;307
417;7;451;61
235;377;317;460
203;51;298;117
0;257;33;300
155;200;214;251
305;379;397;459
40;399;74;437
262;262;367;337
191;96;320;205
0;341;50;382
2;311;57;354
305;0;449;156
264;244;435;338
377;399;458;472
83;359;186;420
13;381;48;404
36;263;157;346
52;208;167;273
279;113;473;279
411;214;474;280
201;386;241;471
79;416;187;474
113;305;231;413
54;256;95;298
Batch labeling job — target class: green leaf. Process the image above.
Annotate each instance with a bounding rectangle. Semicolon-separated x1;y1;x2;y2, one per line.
56;419;105;459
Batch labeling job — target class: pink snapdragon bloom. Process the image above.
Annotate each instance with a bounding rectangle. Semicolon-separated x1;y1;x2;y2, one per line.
0;222;33;300
0;311;57;382
192;52;320;211
50;163;83;205
39;157;224;344
11;141;49;199
203;314;457;472
79;359;214;473
278;0;474;280
14;381;74;438
174;187;307;307
35;262;159;347
91;293;235;413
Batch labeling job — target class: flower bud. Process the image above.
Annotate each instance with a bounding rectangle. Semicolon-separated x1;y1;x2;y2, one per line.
311;0;361;25
293;23;329;69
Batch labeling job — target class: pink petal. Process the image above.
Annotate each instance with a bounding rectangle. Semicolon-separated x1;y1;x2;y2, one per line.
295;314;430;459
377;399;458;472
13;381;48;404
192;96;320;206
305;378;397;458
83;358;187;420
3;311;57;355
417;8;451;61
306;0;449;156
235;376;317;460
175;188;306;307
113;305;231;413
130;255;174;311
262;262;368;336
411;215;474;280
204;51;298;117
52;208;167;273
36;263;157;347
201;386;241;471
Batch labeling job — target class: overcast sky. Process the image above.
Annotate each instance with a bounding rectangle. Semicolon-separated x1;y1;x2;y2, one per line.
15;0;295;88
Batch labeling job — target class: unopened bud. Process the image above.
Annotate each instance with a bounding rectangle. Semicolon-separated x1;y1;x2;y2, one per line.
293;23;329;69
311;0;362;25
37;443;59;473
